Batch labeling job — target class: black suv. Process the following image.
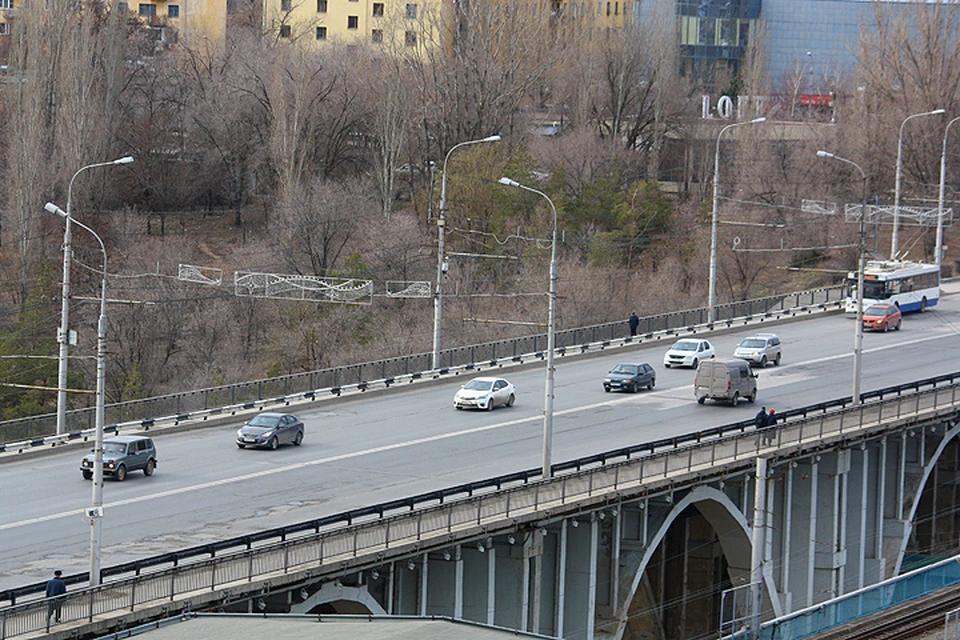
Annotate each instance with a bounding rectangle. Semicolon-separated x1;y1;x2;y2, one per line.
80;435;157;481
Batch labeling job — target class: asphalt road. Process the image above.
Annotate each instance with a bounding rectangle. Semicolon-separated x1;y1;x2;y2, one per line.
3;297;960;592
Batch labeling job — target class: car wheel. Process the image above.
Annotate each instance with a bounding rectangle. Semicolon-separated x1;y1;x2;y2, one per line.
82;470;93;480
268;437;279;450
629;383;638;393
506;394;515;407
648;379;655;390
115;465;127;482
604;386;611;392
692;358;699;369
697;396;706;405
749;389;757;403
730;392;739;407
774;353;781;366
921;297;928;312
237;443;246;448
760;355;767;368
455;405;463;410
143;459;155;476
487;398;495;411
664;363;670;369
294;431;303;446
883;322;889;333
895;320;901;331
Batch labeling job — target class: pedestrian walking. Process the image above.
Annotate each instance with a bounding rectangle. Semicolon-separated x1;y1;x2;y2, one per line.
46;569;66;625
628;311;639;337
763;409;777;445
754;406;768;430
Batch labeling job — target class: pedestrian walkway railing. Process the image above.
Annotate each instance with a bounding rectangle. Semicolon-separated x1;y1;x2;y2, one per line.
0;285;845;450
722;551;960;639
3;368;958;639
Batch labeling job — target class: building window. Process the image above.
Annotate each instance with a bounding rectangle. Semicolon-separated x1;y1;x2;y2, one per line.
404;3;416;18
372;2;383;16
138;3;156;16
372;28;382;42
281;0;290;11
0;22;7;34
405;29;416;45
118;1;128;11
279;24;291;37
316;0;326;11
168;4;179;17
0;0;11;9
605;2;610;16
316;25;326;39
347;14;358;28
614;1;617;15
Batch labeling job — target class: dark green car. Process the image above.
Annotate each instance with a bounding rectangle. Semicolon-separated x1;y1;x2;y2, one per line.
603;363;656;393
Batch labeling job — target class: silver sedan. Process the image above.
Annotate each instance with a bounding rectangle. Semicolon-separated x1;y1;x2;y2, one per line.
453;377;516;411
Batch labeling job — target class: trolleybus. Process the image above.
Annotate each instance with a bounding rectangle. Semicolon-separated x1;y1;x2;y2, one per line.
845;260;940;314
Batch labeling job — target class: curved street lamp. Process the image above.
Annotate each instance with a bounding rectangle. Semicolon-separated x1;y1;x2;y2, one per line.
817;150;867;403
56;156;134;435
937;116;960;269
498;177;558;479
432;136;501;371
708;117;765;324
45;202;109;586
892;109;944;259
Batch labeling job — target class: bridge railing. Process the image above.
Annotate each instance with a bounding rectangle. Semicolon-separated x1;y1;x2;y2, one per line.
721;551;960;639
3;371;958;639
0;285;845;448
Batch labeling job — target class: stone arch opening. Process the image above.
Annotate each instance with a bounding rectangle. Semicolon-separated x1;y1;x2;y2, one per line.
617;486;761;640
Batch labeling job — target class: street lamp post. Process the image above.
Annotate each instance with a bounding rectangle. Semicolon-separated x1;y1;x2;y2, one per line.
892;109;944;259
937;117;960;270
817;151;867;403
708;117;766;324
45;202;109;586
498;177;558;479
55;156;134;435
431;136;500;371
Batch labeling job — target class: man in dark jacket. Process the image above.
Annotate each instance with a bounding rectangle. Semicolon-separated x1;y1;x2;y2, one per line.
628;312;640;336
754;407;768;430
46;569;66;625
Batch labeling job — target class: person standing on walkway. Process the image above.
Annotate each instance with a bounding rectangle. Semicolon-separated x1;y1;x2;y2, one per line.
628;311;640;337
46;569;66;625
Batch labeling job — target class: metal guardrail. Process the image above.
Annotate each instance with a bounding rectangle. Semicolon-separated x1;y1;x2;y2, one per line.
2;370;958;639
0;285;846;451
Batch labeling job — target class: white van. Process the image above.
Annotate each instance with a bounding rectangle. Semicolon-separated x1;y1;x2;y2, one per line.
695;359;758;406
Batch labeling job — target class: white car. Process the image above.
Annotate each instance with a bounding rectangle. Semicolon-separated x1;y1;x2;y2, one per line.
454;377;516;410
663;338;715;369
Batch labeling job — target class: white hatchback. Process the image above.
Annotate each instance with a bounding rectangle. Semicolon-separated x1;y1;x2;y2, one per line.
454;377;516;411
663;338;715;369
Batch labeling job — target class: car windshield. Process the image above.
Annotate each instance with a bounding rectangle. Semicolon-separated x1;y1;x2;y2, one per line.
103;442;126;454
864;306;888;316
248;414;281;428
464;379;494;391
611;364;639;375
739;338;766;348
672;341;698;351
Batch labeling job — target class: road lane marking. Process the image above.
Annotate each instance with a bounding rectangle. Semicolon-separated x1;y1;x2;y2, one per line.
3;325;955;532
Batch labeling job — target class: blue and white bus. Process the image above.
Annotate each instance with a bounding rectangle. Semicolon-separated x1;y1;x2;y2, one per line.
846;260;940;314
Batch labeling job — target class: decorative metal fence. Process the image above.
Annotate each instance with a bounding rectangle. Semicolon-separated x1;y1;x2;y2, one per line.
0;285;845;446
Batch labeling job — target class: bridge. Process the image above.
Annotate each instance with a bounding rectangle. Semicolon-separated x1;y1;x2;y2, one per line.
3;285;960;639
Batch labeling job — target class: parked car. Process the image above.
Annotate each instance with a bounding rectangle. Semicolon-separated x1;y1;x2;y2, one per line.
236;412;304;449
80;435;157;481
454;377;516;410
862;304;902;332
663;338;715;369
695;359;758;406
603;363;656;393
733;333;782;367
